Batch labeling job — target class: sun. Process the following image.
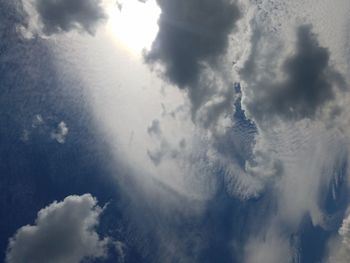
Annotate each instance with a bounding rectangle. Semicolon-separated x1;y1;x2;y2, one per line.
107;0;161;54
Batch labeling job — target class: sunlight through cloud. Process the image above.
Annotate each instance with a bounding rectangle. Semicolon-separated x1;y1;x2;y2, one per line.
107;0;161;54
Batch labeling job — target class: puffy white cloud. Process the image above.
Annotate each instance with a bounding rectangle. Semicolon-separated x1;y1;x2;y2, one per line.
21;115;69;144
51;121;69;144
324;213;350;263
6;194;111;263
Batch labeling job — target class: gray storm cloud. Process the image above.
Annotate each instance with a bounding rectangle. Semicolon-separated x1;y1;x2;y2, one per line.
145;0;241;127
6;194;111;263
22;0;107;36
241;25;345;122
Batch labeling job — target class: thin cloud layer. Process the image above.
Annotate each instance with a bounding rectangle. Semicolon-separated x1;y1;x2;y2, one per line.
21;0;107;36
145;0;241;127
6;194;111;263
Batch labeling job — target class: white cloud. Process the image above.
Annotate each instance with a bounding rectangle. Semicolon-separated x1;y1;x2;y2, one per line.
22;115;69;144
32;114;44;128
325;213;350;263
51;121;69;144
6;194;111;263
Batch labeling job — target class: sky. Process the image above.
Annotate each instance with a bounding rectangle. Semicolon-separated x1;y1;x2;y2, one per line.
1;0;350;262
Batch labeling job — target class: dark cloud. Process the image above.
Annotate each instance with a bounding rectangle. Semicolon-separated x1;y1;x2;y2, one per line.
147;119;162;137
243;25;346;121
272;25;346;119
145;0;241;126
33;0;107;35
146;0;240;86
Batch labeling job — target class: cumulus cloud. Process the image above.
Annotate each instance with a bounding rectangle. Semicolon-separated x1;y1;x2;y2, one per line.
21;0;107;36
51;121;69;144
21;115;69;144
147;0;240;87
325;213;350;263
6;194;111;263
241;25;345;123
275;26;345;118
145;0;241;128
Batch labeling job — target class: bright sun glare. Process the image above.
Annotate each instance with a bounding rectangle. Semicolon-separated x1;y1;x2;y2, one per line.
107;0;161;54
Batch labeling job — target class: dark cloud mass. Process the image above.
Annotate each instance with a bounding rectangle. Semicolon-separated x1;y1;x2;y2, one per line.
147;0;240;87
244;25;345;121
145;0;241;126
273;25;345;118
147;119;162;137
33;0;107;35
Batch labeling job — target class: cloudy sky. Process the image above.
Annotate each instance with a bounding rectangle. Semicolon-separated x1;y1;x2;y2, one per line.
1;0;350;262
